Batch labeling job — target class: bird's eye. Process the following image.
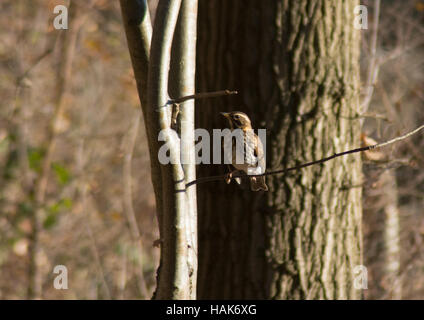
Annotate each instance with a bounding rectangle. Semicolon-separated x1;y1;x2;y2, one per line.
233;115;239;119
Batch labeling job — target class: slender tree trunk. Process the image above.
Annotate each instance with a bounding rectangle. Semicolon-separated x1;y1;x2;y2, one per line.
363;167;402;299
196;0;363;299
362;164;384;299
382;170;402;299
121;0;198;299
170;0;199;299
28;2;81;299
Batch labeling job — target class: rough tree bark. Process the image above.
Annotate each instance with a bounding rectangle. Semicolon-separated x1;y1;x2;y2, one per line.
196;0;363;299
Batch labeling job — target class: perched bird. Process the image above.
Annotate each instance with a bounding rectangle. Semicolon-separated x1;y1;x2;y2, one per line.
221;111;268;191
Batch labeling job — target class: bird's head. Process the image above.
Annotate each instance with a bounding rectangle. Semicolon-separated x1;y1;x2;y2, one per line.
220;111;252;130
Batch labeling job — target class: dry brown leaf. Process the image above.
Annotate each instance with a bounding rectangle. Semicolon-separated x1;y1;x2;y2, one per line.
361;133;386;161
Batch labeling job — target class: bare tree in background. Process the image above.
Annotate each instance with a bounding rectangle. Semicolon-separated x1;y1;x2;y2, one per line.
27;2;82;299
361;0;424;299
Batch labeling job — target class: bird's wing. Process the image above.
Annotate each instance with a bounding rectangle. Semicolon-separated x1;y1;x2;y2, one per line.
254;133;266;173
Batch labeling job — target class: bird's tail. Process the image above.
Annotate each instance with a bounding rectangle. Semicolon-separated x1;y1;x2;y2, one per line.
250;176;268;191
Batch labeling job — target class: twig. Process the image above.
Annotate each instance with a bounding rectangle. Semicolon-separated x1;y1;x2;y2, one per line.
122;114;149;298
370;124;424;149
85;221;112;299
170;89;238;104
159;90;238;110
16;47;54;86
360;112;390;122
186;123;424;188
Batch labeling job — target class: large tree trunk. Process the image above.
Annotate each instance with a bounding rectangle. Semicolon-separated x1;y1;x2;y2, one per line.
196;0;363;299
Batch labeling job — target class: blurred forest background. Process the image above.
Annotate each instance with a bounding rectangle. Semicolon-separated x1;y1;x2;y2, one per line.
0;0;423;299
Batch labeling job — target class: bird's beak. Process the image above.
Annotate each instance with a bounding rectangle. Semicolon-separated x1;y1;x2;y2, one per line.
220;112;230;118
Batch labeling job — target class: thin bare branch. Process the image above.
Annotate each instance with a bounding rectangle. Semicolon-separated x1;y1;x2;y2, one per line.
166;89;238;106
370;124;424;149
16;46;55;86
186;123;424;188
85;221;112;299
